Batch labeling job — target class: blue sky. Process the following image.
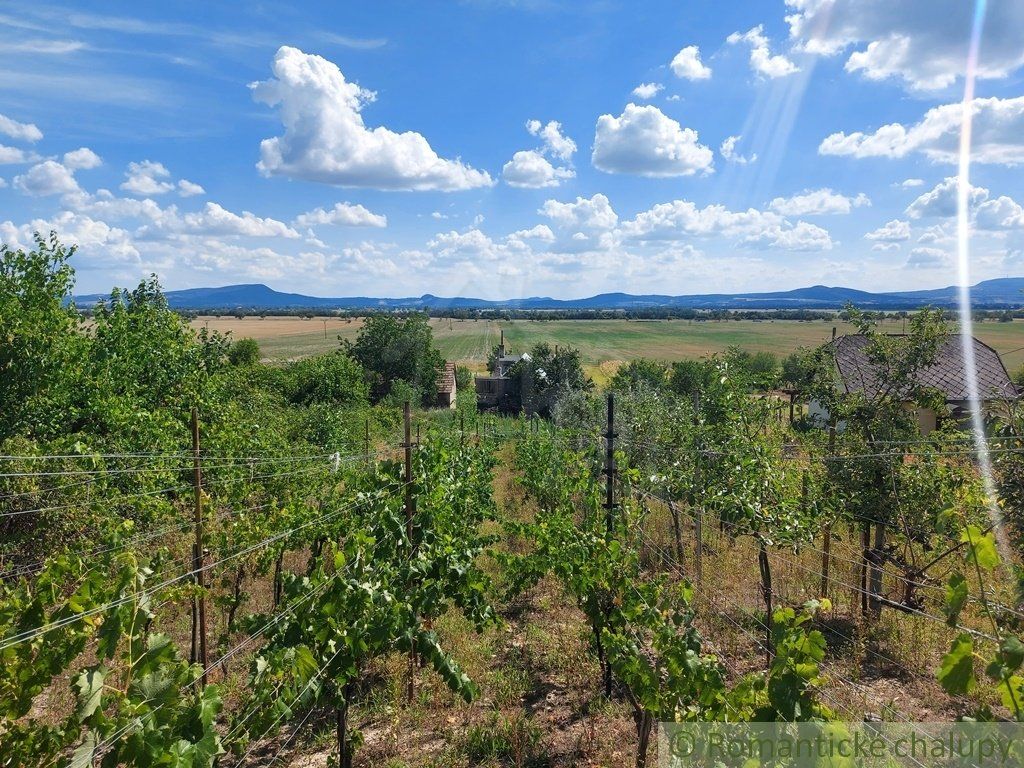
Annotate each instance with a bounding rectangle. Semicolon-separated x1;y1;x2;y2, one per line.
2;0;1024;299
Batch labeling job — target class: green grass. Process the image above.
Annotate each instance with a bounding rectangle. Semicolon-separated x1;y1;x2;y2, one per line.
193;316;1024;383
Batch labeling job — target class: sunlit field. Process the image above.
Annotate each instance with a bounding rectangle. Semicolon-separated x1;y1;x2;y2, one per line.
192;315;1024;383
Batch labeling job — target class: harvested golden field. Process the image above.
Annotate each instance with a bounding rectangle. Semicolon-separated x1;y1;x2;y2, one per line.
192;315;1024;379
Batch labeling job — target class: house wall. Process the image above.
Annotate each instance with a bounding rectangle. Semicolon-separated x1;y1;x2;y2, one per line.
914;406;937;435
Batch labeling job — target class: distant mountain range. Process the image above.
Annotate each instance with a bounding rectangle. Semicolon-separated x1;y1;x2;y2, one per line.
73;278;1024;311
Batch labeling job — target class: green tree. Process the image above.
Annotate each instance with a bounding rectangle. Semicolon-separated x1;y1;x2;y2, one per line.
454;364;473;390
0;233;88;440
781;347;818;394
290;352;369;406
510;343;591;416
807;304;951;618
609;358;669;393
228;337;260;366
344;314;444;406
668;359;715;400
88;277;229;420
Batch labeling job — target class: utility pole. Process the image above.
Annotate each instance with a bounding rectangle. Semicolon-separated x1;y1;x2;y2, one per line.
191;407;209;685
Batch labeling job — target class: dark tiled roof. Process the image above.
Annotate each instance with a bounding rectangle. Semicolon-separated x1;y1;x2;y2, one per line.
833;334;1017;401
438;362;456;394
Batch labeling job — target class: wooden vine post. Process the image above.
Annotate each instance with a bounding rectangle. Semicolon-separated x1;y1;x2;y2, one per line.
603;394;617;536
692;391;703;586
757;537;773;669
601;393;618;698
403;402;417;704
190;407;209;685
821;421;836;600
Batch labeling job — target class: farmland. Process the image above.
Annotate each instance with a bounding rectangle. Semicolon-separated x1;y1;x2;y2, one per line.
192;315;1024;382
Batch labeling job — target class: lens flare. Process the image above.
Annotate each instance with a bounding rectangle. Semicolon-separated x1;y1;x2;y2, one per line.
956;0;1012;565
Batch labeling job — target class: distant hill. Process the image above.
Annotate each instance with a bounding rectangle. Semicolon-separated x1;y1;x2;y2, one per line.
72;278;1024;311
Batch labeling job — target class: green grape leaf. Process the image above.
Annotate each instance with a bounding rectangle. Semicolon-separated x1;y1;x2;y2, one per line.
938;634;976;696
1000;636;1024;673
73;667;106;722
961;526;1000;572
944;572;969;627
997;675;1024;720
68;730;99;768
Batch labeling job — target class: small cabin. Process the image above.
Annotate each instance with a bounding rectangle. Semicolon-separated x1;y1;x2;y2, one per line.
475;330;523;412
436;362;457;409
808;334;1018;434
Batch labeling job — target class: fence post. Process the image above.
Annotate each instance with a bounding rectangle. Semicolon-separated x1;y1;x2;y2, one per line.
459;411;465;446
364;417;370;464
190;407;209;685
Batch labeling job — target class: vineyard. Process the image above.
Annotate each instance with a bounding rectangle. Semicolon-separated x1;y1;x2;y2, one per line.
2;238;1024;767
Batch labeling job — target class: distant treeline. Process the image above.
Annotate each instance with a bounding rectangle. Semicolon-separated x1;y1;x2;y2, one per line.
106;306;1024;323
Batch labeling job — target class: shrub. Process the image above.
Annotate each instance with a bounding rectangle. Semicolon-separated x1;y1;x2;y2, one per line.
291;353;369;406
228;337;260;366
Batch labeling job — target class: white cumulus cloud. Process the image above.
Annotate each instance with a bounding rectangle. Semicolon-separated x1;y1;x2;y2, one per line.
768;188;870;216
727;25;799;78
905;177;988;219
0;145;38;165
141;202;300;239
62;148;102;170
592;103;714;177
865;219;911;242
631;82;664;100
121;160;175;196
251;46;493;191
819;96;1024;166
0;113;43;143
620;198;833;251
720;135;756;164
503;150;575;188
294;202;387;228
540;194;618;231
526;119;576;162
785;0;1024;91
14;160;80;196
669;46;711;80
177;180;205;197
746;220;832;251
903;176;1024;232
503;119;576;188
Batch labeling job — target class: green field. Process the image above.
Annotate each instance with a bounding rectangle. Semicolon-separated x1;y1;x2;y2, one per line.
193;316;1024;384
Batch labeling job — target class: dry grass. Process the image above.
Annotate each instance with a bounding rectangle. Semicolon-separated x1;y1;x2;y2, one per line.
635;497;1004;723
